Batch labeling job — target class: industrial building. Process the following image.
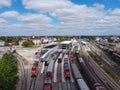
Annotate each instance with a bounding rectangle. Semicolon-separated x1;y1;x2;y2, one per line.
59;41;72;49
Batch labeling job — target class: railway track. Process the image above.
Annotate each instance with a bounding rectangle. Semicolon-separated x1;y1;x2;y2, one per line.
66;79;71;90
52;59;58;90
58;63;62;90
35;62;44;90
15;53;42;90
29;78;36;90
53;59;58;83
15;53;28;90
81;56;103;90
34;61;44;90
81;52;102;84
81;45;120;90
15;49;46;90
29;62;42;90
91;59;120;90
88;43;120;77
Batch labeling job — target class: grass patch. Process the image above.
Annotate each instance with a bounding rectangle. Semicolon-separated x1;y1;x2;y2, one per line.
87;51;101;65
55;38;68;42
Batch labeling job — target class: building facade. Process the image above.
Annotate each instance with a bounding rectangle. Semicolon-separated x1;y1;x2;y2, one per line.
0;40;5;46
32;39;41;46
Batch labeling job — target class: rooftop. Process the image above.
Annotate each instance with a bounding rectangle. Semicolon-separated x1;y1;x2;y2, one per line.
61;41;72;44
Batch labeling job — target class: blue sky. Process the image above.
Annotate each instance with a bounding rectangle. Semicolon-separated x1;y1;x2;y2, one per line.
72;0;120;9
0;0;120;36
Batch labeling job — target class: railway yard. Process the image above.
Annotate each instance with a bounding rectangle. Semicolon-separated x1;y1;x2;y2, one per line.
8;40;120;90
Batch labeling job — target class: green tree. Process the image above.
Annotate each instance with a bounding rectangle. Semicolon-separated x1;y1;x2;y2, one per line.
55;37;68;42
0;52;18;90
108;37;113;42
22;40;34;47
0;36;22;46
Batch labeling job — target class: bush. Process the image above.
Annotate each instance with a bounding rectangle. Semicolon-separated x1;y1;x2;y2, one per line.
87;51;101;65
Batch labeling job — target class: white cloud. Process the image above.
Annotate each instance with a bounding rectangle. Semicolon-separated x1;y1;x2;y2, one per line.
0;0;120;36
0;11;19;18
51;5;105;23
17;14;52;24
93;3;105;10
110;8;120;16
0;18;8;24
22;0;73;13
0;0;11;8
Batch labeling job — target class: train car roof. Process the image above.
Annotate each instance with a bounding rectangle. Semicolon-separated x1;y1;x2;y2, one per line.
40;48;53;59
71;64;82;79
78;57;84;63
77;79;90;90
47;60;54;72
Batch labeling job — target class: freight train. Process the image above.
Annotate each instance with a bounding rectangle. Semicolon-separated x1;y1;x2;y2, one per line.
43;60;54;90
103;46;120;58
71;63;90;90
77;55;107;90
31;61;39;77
